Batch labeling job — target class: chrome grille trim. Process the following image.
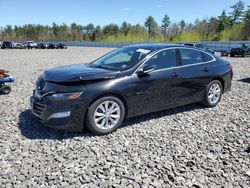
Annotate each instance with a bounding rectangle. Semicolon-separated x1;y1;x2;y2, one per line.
32;101;46;117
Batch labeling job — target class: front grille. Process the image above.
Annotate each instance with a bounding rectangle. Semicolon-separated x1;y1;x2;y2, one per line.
33;101;46;117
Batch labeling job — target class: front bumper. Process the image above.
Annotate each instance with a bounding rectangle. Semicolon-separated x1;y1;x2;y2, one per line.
30;92;88;132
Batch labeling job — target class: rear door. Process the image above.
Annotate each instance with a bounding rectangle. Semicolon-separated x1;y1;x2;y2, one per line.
177;48;215;104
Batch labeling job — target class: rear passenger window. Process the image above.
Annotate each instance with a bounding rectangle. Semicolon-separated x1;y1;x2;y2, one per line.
180;49;203;65
203;53;214;62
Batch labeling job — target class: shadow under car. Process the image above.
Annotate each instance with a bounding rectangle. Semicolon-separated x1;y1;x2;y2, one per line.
18;103;203;140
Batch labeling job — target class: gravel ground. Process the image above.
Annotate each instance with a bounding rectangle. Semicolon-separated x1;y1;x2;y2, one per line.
0;47;249;188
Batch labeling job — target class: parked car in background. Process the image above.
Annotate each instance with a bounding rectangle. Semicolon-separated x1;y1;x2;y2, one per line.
1;41;12;49
180;42;215;54
12;42;25;49
230;43;250;57
27;41;38;49
37;43;48;49
47;43;57;49
221;50;230;57
57;43;67;49
31;44;233;135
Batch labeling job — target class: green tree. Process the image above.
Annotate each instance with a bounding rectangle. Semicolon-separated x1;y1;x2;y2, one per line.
52;22;60;40
103;24;119;36
145;16;158;39
120;21;130;36
161;14;170;40
83;23;95;41
70;23;83;41
180;19;186;33
217;10;232;32
243;6;250;39
208;17;219;38
84;23;95;35
229;1;245;23
93;25;102;41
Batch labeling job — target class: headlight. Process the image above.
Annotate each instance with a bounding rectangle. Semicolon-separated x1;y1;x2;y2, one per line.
46;92;83;101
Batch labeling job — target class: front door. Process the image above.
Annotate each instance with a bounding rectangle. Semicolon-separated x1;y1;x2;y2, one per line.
127;49;182;116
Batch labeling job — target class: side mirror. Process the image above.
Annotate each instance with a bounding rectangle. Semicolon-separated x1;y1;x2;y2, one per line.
137;64;156;75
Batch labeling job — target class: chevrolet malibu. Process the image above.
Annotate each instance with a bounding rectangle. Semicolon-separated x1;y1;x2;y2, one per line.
31;44;233;135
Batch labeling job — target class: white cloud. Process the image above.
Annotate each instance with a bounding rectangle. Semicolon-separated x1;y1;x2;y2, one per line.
156;5;163;8
59;16;64;18
123;7;130;11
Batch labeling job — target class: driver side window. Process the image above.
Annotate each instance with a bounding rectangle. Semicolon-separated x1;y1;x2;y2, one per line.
145;49;177;70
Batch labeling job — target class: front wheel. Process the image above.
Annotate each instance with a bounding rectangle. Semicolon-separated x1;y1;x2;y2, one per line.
86;96;125;135
202;80;223;107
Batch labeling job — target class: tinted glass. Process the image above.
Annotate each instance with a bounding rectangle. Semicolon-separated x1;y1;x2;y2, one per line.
180;49;203;65
145;49;177;70
203;53;214;62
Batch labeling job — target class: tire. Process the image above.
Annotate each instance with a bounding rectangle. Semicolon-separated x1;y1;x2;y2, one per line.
230;53;235;57
0;85;11;95
202;80;223;107
86;96;125;135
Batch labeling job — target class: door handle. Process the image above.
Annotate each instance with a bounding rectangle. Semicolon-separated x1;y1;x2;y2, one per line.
202;67;209;72
171;72;179;77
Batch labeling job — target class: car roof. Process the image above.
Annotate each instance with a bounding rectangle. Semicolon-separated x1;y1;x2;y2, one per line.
126;43;187;50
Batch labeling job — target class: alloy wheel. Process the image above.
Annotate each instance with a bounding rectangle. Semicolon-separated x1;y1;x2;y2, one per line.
94;100;121;129
208;83;221;104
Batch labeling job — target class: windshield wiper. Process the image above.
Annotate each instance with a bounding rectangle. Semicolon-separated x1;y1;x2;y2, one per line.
92;64;112;70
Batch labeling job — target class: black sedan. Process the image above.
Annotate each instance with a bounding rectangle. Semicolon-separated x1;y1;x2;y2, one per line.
31;44;233;135
57;43;67;49
47;43;57;49
37;43;48;49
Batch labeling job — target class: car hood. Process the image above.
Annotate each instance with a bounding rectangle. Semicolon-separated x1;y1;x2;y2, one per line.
43;64;120;82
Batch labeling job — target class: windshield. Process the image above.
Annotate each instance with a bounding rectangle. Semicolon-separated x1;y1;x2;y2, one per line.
91;47;152;71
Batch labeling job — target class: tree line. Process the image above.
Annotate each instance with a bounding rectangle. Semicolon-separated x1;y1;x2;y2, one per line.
1;1;249;42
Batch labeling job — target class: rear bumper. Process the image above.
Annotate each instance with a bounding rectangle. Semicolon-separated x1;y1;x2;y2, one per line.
223;70;233;93
30;96;88;132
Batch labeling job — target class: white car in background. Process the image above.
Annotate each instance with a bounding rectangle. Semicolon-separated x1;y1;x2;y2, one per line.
27;41;38;49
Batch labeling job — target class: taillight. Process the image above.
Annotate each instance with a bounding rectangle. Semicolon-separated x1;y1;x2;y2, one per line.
227;64;233;71
0;69;5;75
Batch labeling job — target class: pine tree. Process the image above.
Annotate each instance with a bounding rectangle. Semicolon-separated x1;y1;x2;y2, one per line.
161;14;170;40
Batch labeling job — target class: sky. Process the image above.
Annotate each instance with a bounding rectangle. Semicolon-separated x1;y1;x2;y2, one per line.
0;0;249;27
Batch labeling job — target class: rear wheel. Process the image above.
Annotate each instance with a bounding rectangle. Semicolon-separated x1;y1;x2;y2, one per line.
0;85;11;95
86;96;125;135
202;80;222;107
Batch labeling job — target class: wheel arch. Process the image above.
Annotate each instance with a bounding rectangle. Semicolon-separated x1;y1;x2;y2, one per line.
211;77;225;92
87;92;128;118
